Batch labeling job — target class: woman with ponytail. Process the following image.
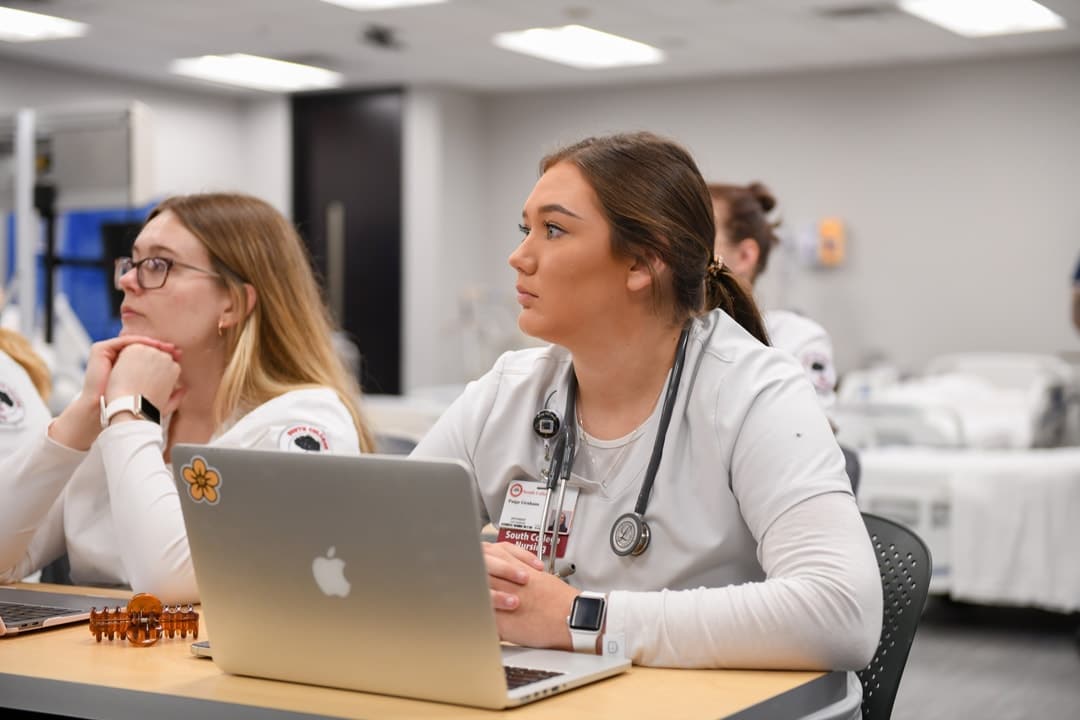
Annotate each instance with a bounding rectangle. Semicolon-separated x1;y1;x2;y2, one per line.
709;181;839;406
1;193;373;602
412;132;881;691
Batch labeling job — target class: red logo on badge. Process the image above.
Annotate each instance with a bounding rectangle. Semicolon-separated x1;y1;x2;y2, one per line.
509;482;523;498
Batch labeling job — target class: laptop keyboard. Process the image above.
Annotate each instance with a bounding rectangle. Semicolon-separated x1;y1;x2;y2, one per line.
504;665;565;690
0;601;83;627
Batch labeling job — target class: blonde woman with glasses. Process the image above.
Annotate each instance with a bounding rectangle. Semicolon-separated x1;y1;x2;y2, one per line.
0;193;373;602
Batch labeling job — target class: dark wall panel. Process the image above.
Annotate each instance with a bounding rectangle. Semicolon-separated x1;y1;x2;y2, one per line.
292;89;403;394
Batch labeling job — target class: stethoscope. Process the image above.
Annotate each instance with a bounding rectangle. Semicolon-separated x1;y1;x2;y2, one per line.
531;324;692;573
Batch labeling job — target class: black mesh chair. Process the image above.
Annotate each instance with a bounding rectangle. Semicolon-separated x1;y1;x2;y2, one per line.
38;554;73;585
841;444;861;496
858;513;932;720
374;432;419;455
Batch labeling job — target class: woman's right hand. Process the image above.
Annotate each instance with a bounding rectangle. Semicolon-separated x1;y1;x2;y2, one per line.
482;541;578;650
483;541;545;610
48;335;180;451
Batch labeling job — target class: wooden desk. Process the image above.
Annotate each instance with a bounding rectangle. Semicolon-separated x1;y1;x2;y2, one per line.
1;584;846;719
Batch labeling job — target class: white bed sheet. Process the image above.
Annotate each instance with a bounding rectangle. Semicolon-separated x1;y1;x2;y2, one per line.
857;447;1080;612
858;374;1043;449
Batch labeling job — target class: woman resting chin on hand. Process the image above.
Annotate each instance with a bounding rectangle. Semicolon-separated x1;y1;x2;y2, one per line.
0;193;376;603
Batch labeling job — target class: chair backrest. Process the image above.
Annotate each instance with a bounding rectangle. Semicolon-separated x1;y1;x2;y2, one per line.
840;444;861;496
38;553;73;585
374;432;419;455
857;513;932;720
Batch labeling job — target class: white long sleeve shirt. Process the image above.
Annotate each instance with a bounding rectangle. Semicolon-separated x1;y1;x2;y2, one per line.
0;387;359;603
764;309;837;408
413;309;881;670
1;350;51;460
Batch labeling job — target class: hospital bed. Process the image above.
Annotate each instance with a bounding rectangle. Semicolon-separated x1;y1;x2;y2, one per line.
924;352;1072;448
833;353;1080;611
835;353;1072;450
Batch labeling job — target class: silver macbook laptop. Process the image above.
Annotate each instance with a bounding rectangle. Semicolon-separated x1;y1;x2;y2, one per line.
0;587;125;636
171;445;629;708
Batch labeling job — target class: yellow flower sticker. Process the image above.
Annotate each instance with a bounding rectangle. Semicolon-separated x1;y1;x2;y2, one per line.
182;456;222;505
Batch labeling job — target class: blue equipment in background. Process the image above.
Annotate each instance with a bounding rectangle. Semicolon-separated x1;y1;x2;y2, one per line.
4;201;155;342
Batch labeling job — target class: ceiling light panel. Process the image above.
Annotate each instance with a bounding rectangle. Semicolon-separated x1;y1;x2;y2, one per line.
493;24;664;70
898;0;1066;37
0;6;88;42
320;0;448;9
169;54;344;92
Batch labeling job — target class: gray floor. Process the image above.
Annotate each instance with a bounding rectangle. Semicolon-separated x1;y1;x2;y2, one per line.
891;597;1080;720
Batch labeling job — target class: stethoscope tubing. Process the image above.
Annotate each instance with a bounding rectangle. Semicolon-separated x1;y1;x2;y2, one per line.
537;375;577;565
535;323;691;563
631;324;692;516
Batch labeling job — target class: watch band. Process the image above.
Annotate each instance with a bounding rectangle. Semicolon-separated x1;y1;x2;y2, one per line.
571;625;599;653
99;394;162;429
567;591;606;654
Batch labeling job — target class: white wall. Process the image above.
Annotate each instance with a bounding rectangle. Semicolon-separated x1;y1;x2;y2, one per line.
475;51;1080;375
238;97;291;217
5;50;1079;384
402;88;494;391
0;57;289;213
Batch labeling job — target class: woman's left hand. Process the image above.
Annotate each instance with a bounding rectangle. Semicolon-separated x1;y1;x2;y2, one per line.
483;541;579;650
106;343;184;415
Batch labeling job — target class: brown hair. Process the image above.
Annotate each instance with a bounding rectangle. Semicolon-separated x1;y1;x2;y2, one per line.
0;328;50;401
541;132;767;344
707;181;781;281
147;193;374;451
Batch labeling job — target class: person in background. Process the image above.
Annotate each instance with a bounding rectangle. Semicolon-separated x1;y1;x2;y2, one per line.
0;193;374;602
1072;254;1080;334
0;328;52;458
709;182;837;407
412;132;880;692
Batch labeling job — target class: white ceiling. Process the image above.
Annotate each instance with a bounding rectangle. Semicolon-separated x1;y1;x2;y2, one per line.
1;0;1079;95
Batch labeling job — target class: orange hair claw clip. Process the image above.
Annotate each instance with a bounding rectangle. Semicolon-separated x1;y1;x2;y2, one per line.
88;592;199;646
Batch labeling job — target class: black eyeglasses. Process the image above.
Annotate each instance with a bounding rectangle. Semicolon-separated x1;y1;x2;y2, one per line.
114;256;223;290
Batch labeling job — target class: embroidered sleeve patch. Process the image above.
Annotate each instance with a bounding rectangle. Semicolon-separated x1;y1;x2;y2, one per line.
182;456;222;504
800;351;837;395
278;424;330;453
0;382;26;428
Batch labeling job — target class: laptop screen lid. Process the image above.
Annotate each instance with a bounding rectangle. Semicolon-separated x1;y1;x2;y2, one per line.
172;445;627;708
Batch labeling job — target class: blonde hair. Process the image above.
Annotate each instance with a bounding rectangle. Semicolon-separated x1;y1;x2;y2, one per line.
0;328;50;401
147;193;375;452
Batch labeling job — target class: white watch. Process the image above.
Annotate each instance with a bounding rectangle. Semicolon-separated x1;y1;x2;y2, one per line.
567;591;606;653
99;394;161;429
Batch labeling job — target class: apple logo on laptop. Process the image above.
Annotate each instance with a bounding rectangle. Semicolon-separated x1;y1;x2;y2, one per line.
312;546;351;597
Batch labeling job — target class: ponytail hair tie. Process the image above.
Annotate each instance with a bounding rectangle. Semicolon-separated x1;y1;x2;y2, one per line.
706;256;725;280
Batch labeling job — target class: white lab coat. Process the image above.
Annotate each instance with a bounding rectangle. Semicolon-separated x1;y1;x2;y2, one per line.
0;350;51;460
765;309;837;408
414;308;880;671
0;387;359;602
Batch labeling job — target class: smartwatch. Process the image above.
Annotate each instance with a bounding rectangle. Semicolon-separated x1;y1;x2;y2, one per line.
567;591;606;653
99;395;162;429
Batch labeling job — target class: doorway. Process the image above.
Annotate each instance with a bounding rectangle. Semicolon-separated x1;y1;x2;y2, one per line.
292;88;403;394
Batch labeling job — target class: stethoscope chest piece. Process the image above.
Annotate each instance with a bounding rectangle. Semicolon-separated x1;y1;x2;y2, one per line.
537;323;689;565
610;512;651;557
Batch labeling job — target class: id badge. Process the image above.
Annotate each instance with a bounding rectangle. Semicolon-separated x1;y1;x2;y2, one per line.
495;479;579;558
